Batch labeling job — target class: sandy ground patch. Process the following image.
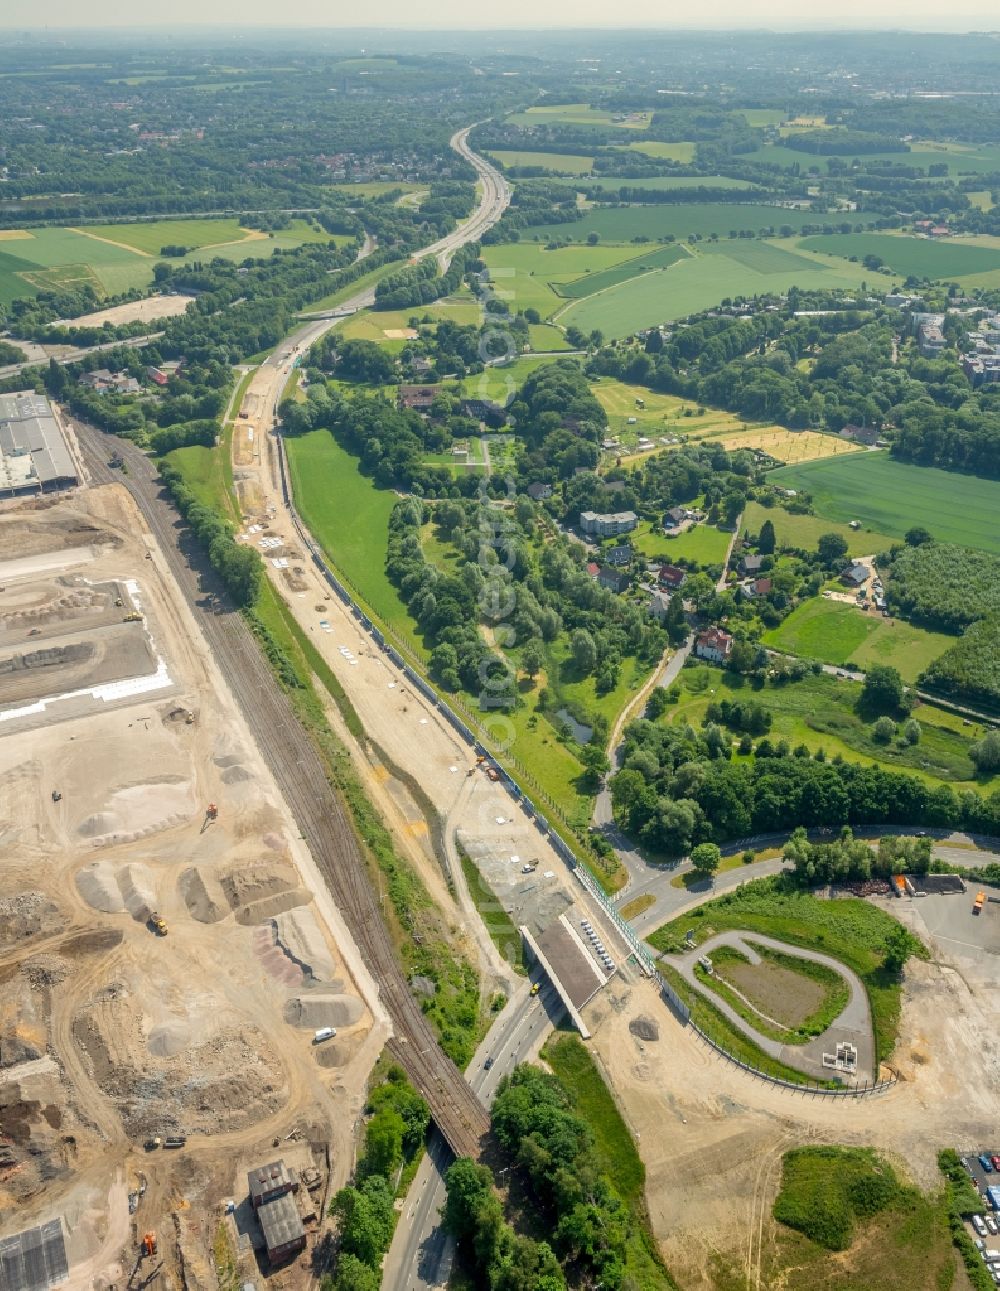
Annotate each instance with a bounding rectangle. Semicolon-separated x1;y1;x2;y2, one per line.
384;327;419;339
57;294;195;328
0;229;35;241
586;914;1000;1291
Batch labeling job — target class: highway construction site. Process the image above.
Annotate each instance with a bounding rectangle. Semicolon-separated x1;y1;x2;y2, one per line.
0;485;380;1290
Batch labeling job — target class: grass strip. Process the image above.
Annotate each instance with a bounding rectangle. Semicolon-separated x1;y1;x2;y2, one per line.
542;1032;678;1290
458;846;526;975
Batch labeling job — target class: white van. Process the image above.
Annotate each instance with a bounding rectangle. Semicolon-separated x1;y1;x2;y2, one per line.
312;1027;337;1044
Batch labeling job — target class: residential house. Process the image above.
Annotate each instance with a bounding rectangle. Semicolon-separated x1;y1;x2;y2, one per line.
695;627;734;664
579;510;638;538
79;368;141;394
648;589;674;622
663;505;692;529
586;561;600;578
398;384;437;413
597;566;629;594
146;366;169;387
962;354;1000;388
600;478;627;497
461;397;507;428
740;577;772;600
841;562;869;588
526;482;553;502
658;564;687;590
839;423;879;446
739;554;765;576
604;543;632;568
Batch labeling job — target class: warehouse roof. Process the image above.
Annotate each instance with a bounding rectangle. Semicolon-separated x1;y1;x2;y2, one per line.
0;1218;69;1291
258;1193;304;1255
0;390;76;489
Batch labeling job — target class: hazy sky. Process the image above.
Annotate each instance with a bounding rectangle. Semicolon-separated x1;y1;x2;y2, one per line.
2;0;999;29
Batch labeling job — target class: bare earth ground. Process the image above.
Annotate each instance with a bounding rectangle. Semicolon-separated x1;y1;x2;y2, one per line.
587;909;1000;1291
0;486;386;1290
56;294;195;329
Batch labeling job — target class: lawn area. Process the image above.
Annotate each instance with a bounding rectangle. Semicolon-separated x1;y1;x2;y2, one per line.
284;429;424;657
797;231;1000;281
541;1033;673;1290
666;661;990;786
527;323;572;351
558;239;887;338
742;500;893;559
648;877;925;1065
486;149;594;174
84;217;264;255
632;519;732;567
762;597;952;682
455;356;560;406
161;442;237;520
339;296;482;342
625;140;696;162
769;451;1000;553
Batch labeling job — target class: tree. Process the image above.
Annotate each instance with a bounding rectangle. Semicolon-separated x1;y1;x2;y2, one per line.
578;743;610;791
690;841;721;877
905;526;933;547
521;639;544;680
873;716;897;744
644;328;663;354
882;921;914;974
757;519;776;555
331;1177;394;1267
970;729;1000;774
901;718;921;745
327;1254;380;1291
862;664;905;714
570;628;597;676
362;1108;403;1180
586;232;600;246
817;532;849;566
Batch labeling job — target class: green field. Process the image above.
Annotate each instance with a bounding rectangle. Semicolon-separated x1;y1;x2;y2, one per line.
769;452;1000;553
555;243;689;298
0;226;152;301
665;662;989;786
742;140;1000;174
486;149;594;174
558;240;885;338
480;241;652;318
553;174;755;193
762;598;952;682
506;103;652;130
85;218;267;255
633;520;732;566
526;203;878;244
284;429;423;656
742;500;894;559
625;140;696;163
528;323;572;351
798;231;1000;280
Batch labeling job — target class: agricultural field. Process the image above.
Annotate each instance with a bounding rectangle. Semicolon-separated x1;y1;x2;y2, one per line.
284;429;425;658
554;244;689;299
739;108;785;127
692;426;862;464
0;226;152;302
968;190;996;212
762;597;953;682
506;103;652;129
625;141;696;163
557;239;885;338
84;218;267;255
664;662;988;784
527;323;572;351
594;376;745;437
742;500;893;559
525;202;879;244
480;241;654;318
798;231;1000;281
552;174;756;193
486;149;594;174
741;139;1000;174
338;296;482;342
326;181;426;198
769;452;1000;553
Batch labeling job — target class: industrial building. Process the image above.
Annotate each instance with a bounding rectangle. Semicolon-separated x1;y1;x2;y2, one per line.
247;1160;306;1264
0;392;78;497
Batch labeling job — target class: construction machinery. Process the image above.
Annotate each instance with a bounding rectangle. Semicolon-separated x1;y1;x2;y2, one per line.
123;611;142;623
142;1233;157;1257
148;912;168;936
108;452;124;470
51;790;62;802
206;802;218;821
974;890;986;915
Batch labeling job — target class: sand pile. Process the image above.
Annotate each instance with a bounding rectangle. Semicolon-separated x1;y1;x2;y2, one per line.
213;747;255;787
0;891;61;943
147;1022;193;1058
78;779;194;848
75;862;126;913
629;1016;660;1042
272;908;336;983
117;864;157;921
283;995;362;1030
178;868;228;923
220;863;310;924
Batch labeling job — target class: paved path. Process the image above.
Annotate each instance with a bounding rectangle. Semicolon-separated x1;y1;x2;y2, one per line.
672;931;874;1083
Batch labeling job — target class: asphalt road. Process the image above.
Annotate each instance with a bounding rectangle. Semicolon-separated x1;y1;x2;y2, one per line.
382;983;560;1291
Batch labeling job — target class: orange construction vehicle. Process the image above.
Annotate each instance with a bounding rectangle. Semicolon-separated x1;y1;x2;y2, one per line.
206;803;218;821
142;1232;157;1257
974;890;985;915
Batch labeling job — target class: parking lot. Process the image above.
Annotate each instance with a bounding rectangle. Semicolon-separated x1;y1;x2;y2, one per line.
962;1152;1000;1280
914;891;1000;962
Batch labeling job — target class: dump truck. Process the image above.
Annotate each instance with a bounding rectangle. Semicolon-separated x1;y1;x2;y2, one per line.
123;612;142;623
148;912;168;936
974;891;986;915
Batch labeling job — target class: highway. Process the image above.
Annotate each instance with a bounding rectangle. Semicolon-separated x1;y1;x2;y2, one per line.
382;984;560;1291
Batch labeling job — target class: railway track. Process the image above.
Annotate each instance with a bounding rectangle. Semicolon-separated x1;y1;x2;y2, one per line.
80;427;489;1160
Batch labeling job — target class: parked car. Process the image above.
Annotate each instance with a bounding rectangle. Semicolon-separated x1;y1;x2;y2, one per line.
991;1155;1000;1171
484;1057;494;1071
987;1216;999;1235
980;1155;994;1173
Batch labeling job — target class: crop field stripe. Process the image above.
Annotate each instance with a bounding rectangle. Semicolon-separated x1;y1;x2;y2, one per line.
555;243;689;298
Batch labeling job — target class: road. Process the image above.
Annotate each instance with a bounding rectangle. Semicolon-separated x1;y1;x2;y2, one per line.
382;984;560;1291
423;125;511;271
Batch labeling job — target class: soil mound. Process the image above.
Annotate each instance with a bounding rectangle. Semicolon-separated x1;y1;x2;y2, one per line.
75;862;125;913
178;868;228;924
118;864;157;920
629;1016;659;1042
0;891;61;943
282;995;363;1030
272;908;336;982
